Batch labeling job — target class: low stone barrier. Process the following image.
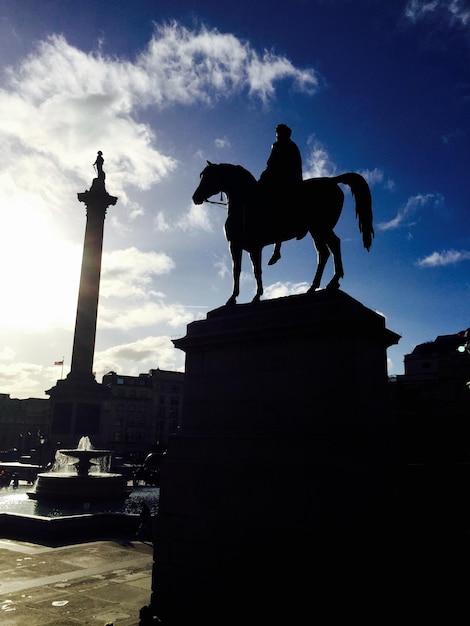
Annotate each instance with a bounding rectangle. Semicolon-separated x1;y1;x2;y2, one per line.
0;512;141;545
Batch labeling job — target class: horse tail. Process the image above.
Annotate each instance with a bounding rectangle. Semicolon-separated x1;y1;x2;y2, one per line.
333;173;374;251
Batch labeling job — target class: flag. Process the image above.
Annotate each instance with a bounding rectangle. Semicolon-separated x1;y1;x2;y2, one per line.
54;360;64;366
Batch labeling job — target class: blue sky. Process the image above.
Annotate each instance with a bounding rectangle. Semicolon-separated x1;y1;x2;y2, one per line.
0;0;469;398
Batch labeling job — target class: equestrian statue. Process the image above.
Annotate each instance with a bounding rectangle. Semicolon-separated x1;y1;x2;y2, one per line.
192;128;373;306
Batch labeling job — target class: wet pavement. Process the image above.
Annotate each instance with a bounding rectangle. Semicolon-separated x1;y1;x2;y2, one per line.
0;538;153;625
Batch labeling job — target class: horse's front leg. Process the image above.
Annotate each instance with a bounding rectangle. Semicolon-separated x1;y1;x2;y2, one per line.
249;248;263;303
226;242;242;305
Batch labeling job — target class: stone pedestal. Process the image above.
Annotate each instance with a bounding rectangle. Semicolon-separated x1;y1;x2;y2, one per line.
150;291;401;624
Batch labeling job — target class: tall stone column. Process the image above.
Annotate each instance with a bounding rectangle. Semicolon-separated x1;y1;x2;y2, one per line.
70;175;116;382
46;153;117;447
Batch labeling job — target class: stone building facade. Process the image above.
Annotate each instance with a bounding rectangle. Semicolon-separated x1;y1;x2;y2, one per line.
100;368;184;460
389;329;470;462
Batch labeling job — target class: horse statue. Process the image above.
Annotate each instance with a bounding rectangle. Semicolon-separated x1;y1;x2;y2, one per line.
192;161;373;305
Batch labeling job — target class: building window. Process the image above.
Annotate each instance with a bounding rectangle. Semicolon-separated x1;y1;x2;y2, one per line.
117;378;124;385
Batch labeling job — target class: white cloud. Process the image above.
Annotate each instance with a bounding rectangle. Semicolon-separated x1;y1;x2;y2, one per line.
137;22;318;105
0;347;16;361
214;136;231;149
0;361;45;398
417;249;470;267
405;0;440;21
263;281;310;299
405;0;470;27
98;300;199;331
359;168;384;186
246;51;318;101
154;203;213;233
0;22;318;219
94;335;185;380
100;247;175;298
303;136;337;178
214;255;230;279
177;203;213;231
154;212;171;232
377;193;445;231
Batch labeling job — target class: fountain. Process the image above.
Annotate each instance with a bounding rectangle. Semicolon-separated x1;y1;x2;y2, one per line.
27;436;130;502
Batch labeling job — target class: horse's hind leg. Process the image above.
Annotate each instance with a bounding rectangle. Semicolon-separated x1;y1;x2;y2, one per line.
308;236;330;292
249;248;263;302
325;231;343;290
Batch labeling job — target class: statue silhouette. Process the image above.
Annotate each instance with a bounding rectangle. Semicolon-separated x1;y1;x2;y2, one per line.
259;124;303;265
93;150;105;180
79;151;117;204
193;162;373;305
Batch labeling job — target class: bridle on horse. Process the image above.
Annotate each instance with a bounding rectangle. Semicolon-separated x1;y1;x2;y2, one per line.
204;193;227;206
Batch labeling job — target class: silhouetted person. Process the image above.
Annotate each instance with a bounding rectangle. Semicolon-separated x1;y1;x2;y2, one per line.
259;124;303;265
136;500;152;541
93;150;105;180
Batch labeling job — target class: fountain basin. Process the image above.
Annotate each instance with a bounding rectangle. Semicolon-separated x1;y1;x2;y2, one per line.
27;436;130;502
0;484;158;544
28;472;130;502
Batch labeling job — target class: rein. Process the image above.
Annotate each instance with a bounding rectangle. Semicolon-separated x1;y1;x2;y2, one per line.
205;199;228;206
204;191;228;206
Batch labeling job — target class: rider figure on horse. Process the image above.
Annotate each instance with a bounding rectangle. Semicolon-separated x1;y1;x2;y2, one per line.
258;124;303;265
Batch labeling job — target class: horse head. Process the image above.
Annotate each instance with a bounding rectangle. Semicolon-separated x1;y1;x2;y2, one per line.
192;161;221;205
192;162;257;206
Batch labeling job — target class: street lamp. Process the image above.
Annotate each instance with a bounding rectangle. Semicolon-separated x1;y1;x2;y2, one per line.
38;436;46;469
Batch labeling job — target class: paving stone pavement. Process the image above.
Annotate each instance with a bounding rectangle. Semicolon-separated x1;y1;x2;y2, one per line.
0;538;153;625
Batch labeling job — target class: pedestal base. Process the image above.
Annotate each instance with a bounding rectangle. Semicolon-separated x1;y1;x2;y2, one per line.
150;291;402;623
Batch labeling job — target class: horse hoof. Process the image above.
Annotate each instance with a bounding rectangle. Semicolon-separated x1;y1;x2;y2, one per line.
226;297;237;306
267;252;281;266
326;281;340;291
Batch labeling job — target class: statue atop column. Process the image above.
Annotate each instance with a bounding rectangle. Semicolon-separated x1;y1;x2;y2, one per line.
93;150;105;180
78;150;117;206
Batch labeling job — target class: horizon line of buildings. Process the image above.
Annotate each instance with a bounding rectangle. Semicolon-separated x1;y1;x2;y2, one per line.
1;327;469;464
0;367;184;463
